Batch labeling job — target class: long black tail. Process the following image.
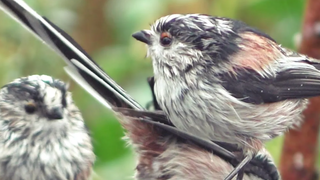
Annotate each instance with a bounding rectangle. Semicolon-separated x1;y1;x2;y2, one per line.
0;1;279;179
0;0;234;158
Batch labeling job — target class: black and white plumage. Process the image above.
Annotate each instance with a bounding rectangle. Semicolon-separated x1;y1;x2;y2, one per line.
0;75;94;180
122;99;279;180
0;2;280;180
132;14;320;178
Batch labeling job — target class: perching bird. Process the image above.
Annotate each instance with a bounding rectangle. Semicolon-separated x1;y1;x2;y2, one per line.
0;1;280;179
0;75;95;180
121;98;279;180
132;14;320;178
119;77;279;180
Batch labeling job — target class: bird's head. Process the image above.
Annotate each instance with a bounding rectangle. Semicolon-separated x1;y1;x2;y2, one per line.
0;75;85;139
133;14;277;78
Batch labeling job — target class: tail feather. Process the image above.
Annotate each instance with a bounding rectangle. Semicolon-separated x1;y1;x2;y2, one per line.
0;1;280;179
0;0;234;158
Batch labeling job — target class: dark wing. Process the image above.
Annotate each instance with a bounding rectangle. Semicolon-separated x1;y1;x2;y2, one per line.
219;59;320;104
0;0;236;161
0;2;280;179
145;76;280;180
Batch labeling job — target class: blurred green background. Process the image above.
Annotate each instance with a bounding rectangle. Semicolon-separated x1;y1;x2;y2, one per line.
0;0;307;179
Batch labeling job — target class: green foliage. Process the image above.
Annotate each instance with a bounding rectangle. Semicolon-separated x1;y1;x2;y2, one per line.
0;0;308;179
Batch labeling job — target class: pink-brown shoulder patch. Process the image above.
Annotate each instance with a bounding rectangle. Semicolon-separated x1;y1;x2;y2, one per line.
231;32;282;72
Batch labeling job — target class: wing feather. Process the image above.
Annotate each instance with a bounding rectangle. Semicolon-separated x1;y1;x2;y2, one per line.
220;59;320;104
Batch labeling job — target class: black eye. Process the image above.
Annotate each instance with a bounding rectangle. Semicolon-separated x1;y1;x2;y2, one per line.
24;103;37;114
160;32;172;46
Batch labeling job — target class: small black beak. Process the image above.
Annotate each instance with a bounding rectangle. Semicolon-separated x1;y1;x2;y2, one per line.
132;30;151;45
47;107;63;120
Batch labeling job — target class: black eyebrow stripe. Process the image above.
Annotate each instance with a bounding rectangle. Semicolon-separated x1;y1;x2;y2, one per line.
4;82;43;102
61;88;67;107
49;80;68;107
